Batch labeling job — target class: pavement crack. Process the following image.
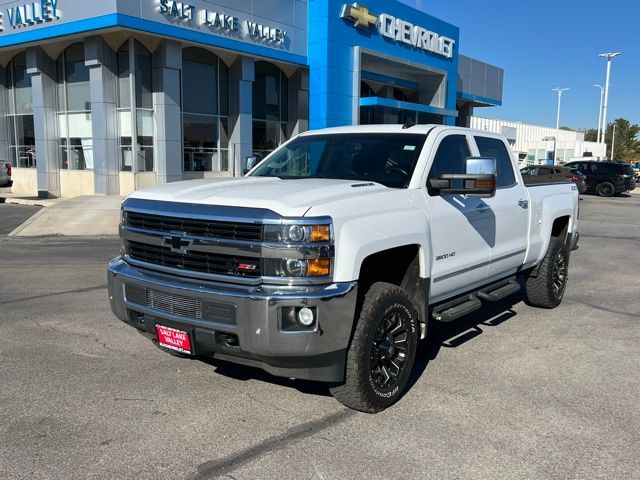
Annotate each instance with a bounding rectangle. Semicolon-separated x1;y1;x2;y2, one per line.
1;284;107;306
564;296;640;318
187;409;357;480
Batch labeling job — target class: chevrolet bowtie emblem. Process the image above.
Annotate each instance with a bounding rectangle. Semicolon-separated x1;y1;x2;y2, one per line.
341;3;378;29
164;233;193;254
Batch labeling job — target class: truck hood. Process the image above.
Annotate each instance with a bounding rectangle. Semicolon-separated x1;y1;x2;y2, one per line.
128;177;390;217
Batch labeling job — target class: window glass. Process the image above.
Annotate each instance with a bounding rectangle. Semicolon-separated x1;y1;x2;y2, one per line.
253;62;290;157
427;135;471;195
538;167;551;175
12;52;32;114
474;136;516;188
182;48;217;116
117;43;131;109
135;43;153;109
251;133;427;189
64;43;90;112
181;47;227;173
6;53;36;167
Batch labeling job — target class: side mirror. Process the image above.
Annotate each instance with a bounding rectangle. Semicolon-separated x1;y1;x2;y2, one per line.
243;155;258;175
429;157;497;198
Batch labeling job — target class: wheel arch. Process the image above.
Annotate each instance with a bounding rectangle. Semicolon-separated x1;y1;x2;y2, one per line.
357;244;429;339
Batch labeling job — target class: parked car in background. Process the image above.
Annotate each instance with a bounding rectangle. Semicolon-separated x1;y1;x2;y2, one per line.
0;162;12;188
520;165;586;193
564;161;636;197
631;163;640;181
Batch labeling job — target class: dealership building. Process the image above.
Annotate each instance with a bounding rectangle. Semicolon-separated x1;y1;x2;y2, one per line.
0;0;504;198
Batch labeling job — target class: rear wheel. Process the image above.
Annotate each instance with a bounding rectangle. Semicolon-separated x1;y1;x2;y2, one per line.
330;282;419;413
596;182;615;197
525;237;569;309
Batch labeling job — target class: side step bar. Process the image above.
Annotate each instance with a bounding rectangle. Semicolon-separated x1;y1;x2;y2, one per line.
432;277;521;323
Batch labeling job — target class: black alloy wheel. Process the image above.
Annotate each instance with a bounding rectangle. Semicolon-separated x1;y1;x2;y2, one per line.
369;308;411;392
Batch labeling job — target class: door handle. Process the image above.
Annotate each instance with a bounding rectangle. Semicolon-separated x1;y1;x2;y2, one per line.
476;204;491;213
518;199;529;209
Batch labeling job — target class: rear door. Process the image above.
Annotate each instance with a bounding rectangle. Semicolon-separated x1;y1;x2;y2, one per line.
472;135;529;281
424;132;492;300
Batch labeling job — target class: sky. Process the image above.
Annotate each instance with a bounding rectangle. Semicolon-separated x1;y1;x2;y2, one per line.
399;0;639;130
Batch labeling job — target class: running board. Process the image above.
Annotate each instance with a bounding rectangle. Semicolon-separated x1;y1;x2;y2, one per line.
477;278;521;302
432;295;482;323
432;276;521;323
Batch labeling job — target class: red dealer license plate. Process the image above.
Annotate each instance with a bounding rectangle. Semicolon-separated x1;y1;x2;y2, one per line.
156;325;192;355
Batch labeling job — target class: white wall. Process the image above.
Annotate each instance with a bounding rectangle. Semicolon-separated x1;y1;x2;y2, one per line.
470;116;607;164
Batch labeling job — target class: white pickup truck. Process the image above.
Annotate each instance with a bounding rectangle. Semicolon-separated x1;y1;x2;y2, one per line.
108;125;579;413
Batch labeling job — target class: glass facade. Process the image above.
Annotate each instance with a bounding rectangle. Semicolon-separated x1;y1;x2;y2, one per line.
117;39;155;172
252;61;288;159
5;52;35;168
57;43;93;170
181;47;230;172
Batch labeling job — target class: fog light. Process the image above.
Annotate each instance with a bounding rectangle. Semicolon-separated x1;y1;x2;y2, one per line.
297;307;315;327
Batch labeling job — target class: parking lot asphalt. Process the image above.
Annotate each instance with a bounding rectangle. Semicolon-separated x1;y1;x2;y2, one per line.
0;194;639;480
0;203;42;235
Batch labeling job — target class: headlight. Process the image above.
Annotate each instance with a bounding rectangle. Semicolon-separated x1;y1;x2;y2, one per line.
264;224;332;243
263;258;332;278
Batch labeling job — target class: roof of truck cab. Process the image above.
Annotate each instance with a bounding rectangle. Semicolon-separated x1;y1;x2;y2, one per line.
297;124;503;136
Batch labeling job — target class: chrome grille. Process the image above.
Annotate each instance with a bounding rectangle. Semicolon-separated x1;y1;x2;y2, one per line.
124;284;237;325
125;241;261;278
147;288;203;319
126;211;262;241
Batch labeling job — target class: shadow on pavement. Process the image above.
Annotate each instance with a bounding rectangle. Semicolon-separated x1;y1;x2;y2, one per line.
198;291;525;400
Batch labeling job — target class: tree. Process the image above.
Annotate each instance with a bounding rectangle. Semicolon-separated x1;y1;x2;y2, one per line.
584;129;598;142
604;118;640;162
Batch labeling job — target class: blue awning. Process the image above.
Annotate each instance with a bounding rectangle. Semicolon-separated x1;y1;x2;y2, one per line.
359;97;458;118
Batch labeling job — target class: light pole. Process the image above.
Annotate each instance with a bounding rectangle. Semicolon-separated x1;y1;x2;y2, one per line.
552;87;569;164
610;123;617;160
598;52;621;145
594;84;604;158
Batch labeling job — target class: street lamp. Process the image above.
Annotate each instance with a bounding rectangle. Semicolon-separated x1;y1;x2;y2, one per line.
552;87;569;164
611;123;617;160
594;84;604;158
598;52;621;146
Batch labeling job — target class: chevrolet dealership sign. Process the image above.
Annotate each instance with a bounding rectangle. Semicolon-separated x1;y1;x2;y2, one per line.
341;3;455;59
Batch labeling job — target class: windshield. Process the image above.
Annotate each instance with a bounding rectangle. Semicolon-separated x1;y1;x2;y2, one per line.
249;133;427;189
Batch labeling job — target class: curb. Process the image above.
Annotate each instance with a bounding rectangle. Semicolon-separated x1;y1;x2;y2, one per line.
7;207;50;236
1;196;60;207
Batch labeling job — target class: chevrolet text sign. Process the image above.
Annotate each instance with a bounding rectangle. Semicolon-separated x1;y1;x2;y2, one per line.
341;3;455;59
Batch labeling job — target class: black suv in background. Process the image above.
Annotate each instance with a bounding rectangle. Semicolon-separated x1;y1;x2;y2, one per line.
564;161;636;197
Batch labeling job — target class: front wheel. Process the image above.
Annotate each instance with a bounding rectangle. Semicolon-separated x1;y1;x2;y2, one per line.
329;282;419;413
524;237;569;309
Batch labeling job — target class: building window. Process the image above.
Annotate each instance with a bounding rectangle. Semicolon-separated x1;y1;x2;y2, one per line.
56;43;93;170
117;39;155;172
181;47;230;172
252;61;288;158
5;52;35;168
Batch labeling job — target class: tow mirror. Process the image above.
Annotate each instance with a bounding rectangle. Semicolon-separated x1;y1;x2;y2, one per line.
243;155;258;175
429;157;497;198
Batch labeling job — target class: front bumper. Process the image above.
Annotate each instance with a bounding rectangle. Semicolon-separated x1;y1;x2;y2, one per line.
107;258;358;382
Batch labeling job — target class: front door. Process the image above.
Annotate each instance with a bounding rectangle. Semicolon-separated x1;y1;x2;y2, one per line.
425;132;493;301
472;135;529;280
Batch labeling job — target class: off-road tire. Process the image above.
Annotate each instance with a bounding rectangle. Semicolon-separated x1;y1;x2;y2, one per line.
329;282;419;413
525;237;569;309
596;181;615;197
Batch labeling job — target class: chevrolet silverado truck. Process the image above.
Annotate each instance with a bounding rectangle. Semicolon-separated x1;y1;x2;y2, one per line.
108;125;579;413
